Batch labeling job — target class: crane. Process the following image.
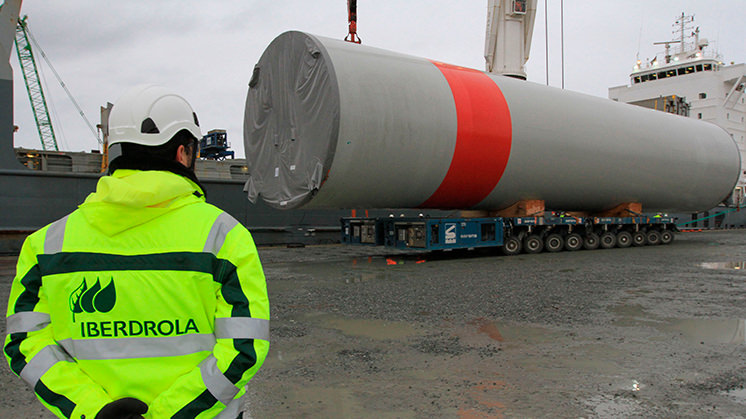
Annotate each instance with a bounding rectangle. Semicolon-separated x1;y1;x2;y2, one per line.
484;0;537;79
15;15;102;154
14;15;57;151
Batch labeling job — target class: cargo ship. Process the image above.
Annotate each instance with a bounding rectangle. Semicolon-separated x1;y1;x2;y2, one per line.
608;13;746;229
2;147;367;252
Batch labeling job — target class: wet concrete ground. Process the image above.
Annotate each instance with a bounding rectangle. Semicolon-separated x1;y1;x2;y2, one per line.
3;230;746;418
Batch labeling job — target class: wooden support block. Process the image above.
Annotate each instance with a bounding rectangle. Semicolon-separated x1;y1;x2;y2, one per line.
491;200;545;217
459;210;490;218
595;202;643;217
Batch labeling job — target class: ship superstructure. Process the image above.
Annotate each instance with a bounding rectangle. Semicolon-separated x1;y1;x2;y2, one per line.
609;13;746;204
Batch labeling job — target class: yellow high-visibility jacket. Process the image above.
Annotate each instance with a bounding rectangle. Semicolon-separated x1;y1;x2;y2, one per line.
4;169;270;419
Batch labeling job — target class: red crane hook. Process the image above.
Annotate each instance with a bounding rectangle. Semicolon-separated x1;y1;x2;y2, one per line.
344;0;361;44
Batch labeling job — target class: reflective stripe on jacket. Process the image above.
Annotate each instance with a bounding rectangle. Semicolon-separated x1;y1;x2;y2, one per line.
4;169;270;419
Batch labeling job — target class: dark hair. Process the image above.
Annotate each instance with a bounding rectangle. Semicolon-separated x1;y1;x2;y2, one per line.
109;129;205;196
121;129;196;160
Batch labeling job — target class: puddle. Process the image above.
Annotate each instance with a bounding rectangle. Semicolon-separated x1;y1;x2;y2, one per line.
453;318;558;347
663;318;746;344
610;305;746;345
268;255;431;286
609;304;663;328
723;387;746;404
700;261;746;270
302;313;423;341
350;256;428;266
468;318;504;341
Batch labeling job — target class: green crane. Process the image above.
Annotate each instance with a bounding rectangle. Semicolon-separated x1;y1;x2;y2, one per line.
14;15;58;151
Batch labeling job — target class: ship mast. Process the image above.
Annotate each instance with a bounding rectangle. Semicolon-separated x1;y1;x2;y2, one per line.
674;12;695;54
652;12;695;64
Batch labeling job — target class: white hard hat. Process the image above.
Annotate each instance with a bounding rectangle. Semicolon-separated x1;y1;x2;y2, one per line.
108;84;202;147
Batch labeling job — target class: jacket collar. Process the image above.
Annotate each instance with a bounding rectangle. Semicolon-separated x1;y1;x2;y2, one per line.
78;169;205;236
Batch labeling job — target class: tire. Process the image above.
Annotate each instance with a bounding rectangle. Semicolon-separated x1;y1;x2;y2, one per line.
660;230;674;245
632;231;646;246
646;230;661;245
502;236;522;255
583;233;600;250
565;233;583;251
616;231;632;248
524;234;544;254
545;233;564;253
600;232;617;249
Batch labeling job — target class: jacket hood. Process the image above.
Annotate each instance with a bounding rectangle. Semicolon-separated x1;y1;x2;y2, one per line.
79;170;205;236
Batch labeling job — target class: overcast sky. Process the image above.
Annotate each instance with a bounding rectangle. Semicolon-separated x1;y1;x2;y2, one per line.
10;1;746;157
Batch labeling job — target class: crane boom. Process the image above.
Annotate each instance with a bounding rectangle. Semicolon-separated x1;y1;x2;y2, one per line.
484;0;537;79
14;15;58;151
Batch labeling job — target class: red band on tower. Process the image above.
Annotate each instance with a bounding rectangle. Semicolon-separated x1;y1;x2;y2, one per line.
418;61;512;209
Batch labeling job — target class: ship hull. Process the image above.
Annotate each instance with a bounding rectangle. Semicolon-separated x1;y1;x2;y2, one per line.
0;165;434;253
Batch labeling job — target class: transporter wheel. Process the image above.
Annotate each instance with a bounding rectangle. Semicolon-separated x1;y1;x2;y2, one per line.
660;230;675;245
545;234;564;253
616;231;632;248
646;230;661;245
583;233;600;250
632;231;647;246
599;232;617;249
565;233;583;251
524;234;544;254
502;236;522;256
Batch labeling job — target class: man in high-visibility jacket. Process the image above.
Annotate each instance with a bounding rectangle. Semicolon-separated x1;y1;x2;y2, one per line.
4;85;269;419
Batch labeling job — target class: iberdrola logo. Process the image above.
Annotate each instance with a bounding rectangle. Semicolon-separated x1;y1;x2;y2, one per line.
69;277;116;322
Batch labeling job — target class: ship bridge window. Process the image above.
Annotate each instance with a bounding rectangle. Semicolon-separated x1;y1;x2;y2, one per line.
658;71;668;79
677;67;686;75
666;69;677;78
696;64;703;72
699;92;707;99
685;66;695;74
633;76;641;84
703;63;713;71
